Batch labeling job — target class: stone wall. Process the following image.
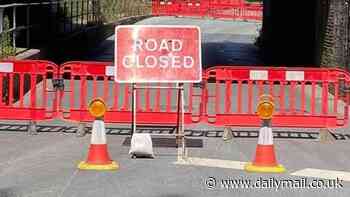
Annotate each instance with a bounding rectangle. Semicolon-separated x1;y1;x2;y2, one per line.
320;0;350;70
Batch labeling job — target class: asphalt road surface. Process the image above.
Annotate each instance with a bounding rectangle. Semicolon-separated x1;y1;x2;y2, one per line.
1;17;350;197
86;16;262;67
0;128;350;197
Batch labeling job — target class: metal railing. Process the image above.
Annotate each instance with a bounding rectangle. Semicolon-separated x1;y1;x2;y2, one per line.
0;0;102;59
0;0;152;59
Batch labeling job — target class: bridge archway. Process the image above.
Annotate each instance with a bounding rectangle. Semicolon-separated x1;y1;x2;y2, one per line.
261;0;349;69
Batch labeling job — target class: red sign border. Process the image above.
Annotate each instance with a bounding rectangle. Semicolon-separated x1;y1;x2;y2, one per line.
114;25;202;83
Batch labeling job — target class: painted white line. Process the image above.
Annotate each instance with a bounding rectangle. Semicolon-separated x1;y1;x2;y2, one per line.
175;157;247;170
291;168;350;182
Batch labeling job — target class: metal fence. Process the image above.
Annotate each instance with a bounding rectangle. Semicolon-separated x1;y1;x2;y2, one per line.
0;0;102;59
0;0;152;59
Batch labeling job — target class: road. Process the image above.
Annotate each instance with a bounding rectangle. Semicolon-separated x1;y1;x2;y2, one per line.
1;16;350;197
0;128;349;197
86;16;262;67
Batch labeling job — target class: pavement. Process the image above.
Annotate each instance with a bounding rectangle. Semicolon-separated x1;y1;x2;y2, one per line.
1;16;350;197
0;127;350;197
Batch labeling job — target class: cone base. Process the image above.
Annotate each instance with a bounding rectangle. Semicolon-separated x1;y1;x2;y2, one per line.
78;161;119;171
244;162;286;173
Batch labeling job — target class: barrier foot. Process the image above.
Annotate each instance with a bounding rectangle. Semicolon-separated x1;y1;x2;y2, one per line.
223;127;234;142
76;122;86;137
177;144;189;162
28;121;37;135
319;128;335;143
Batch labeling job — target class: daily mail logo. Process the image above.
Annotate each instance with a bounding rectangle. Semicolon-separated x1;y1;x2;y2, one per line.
115;25;202;83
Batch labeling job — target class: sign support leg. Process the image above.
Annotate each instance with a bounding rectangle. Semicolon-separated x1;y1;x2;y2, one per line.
176;83;181;145
131;83;136;136
177;83;186;160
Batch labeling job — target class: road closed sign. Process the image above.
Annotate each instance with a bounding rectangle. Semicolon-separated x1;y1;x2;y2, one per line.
115;25;201;83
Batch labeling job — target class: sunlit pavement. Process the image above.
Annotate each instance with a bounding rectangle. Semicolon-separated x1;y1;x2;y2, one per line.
0;127;350;197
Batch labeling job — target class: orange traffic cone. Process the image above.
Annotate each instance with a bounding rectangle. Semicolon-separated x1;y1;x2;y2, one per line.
244;126;285;173
78;119;119;170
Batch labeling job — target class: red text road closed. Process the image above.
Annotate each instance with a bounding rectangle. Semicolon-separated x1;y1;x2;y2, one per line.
115;25;202;83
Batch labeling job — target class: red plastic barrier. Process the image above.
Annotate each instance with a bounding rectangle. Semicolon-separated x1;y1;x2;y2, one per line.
0;60;59;121
58;61;203;125
1;60;349;130
152;0;181;16
209;0;245;9
203;66;350;128
59;61;350;129
177;1;208;17
151;0;263;21
209;5;263;21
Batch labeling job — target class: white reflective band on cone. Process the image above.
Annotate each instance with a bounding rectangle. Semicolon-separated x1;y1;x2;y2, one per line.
257;127;273;145
105;66;114;76
0;63;14;73
91;120;107;144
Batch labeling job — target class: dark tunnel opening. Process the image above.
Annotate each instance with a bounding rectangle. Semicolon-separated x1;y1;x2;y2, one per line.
261;0;319;66
261;0;349;69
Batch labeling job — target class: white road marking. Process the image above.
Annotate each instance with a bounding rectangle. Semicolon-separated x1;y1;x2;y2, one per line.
58;170;79;197
291;168;350;181
175;157;247;170
175;157;350;182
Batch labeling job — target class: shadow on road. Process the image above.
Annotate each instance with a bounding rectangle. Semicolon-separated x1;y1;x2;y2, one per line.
85;40;262;67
